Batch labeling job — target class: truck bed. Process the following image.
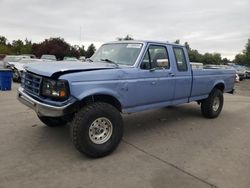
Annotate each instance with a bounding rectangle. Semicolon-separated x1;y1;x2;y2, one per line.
190;68;235;101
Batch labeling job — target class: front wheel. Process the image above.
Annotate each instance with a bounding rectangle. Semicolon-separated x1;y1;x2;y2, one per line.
12;69;21;82
71;102;123;158
201;89;224;118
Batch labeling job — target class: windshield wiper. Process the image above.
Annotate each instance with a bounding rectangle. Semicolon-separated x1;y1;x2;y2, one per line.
100;59;119;67
86;58;93;62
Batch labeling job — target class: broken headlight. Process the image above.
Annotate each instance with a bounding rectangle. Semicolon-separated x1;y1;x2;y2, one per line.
41;78;69;100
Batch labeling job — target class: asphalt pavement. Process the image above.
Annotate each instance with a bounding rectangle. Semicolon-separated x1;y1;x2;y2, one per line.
0;82;250;188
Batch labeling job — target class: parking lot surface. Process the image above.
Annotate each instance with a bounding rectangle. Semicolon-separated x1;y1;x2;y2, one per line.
0;81;250;188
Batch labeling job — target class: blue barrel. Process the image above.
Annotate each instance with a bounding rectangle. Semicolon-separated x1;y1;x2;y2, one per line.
0;69;13;91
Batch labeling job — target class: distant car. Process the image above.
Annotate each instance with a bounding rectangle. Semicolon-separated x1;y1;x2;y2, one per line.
191;62;203;69
0;54;6;60
79;56;86;62
233;65;246;81
203;64;231;69
41;54;57;61
10;59;43;82
0;54;5;68
22;54;36;59
63;57;78;61
246;68;250;79
235;74;240;83
3;55;22;68
3;55;34;68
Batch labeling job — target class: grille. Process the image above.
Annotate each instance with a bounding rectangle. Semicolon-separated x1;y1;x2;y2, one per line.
21;72;42;96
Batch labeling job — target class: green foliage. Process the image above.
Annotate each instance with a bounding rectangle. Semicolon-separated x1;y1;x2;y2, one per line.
234;39;250;67
0;45;9;54
32;37;73;60
179;40;223;64
117;35;134;41
85;44;96;58
0;35;96;59
202;53;222;65
174;39;180;44
1;34;249;66
188;49;203;62
0;36;7;45
79;45;86;56
222;58;230;65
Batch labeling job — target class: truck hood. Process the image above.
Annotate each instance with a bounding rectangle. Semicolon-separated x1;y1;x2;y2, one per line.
24;61;117;77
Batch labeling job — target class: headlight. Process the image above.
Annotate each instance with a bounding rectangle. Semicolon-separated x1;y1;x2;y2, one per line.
41;78;69;100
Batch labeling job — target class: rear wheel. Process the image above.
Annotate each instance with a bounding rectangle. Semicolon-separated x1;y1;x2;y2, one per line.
71;102;123;158
38;116;68;127
201;89;224;118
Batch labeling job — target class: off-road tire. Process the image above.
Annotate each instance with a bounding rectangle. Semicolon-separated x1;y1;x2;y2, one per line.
71;102;123;158
38;116;68;127
201;89;224;118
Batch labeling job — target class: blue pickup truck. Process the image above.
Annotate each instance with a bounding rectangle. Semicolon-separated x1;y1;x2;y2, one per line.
18;41;235;157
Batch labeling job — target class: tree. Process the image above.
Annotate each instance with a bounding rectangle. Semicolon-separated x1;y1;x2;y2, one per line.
12;40;24;54
222;58;231;65
180;40;223;64
184;42;191;51
32;38;71;60
234;54;247;65
0;45;10;54
117;35;134;41
0;36;7;45
201;53;222;65
19;38;32;54
68;45;80;58
85;44;96;58
188;49;203;62
79;45;86;56
174;39;180;44
234;38;250;67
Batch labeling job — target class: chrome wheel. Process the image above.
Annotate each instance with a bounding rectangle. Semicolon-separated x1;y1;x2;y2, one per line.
212;96;220;111
89;117;113;144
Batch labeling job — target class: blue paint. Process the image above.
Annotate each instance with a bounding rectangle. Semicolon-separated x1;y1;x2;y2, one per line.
23;40;235;113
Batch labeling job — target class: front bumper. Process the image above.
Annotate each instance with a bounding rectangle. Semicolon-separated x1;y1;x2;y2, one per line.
17;87;76;117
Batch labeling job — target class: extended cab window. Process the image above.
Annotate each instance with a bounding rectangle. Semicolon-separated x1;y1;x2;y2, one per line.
173;47;188;71
141;45;170;70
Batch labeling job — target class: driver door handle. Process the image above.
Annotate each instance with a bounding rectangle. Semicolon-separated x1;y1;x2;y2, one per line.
168;72;175;77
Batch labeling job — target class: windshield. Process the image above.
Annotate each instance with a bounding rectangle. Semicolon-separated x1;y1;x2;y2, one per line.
91;43;143;66
41;55;56;60
19;59;38;64
4;56;21;62
64;57;78;61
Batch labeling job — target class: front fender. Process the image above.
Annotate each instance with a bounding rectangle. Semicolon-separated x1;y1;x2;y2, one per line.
77;88;120;100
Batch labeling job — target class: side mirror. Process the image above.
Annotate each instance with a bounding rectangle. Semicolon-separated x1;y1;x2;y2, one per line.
156;59;169;68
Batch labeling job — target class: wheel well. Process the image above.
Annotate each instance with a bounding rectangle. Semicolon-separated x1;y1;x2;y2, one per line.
214;83;225;92
80;94;122;112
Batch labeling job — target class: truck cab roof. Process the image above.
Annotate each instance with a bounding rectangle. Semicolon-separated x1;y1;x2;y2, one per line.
105;40;184;47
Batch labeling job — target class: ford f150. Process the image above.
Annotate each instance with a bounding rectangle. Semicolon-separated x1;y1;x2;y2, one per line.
17;41;235;157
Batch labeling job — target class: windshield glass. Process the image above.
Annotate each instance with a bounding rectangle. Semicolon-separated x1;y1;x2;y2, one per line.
41;55;56;60
4;56;21;62
19;59;37;64
91;43;143;66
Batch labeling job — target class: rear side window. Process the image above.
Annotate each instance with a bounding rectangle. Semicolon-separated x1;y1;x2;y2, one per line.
173;47;188;71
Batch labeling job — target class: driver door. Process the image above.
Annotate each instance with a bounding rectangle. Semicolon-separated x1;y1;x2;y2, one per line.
135;44;175;106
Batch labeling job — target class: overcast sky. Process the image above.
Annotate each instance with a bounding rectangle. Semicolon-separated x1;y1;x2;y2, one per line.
0;0;249;59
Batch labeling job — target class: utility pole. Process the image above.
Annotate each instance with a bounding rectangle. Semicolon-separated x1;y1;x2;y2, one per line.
79;26;82;46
